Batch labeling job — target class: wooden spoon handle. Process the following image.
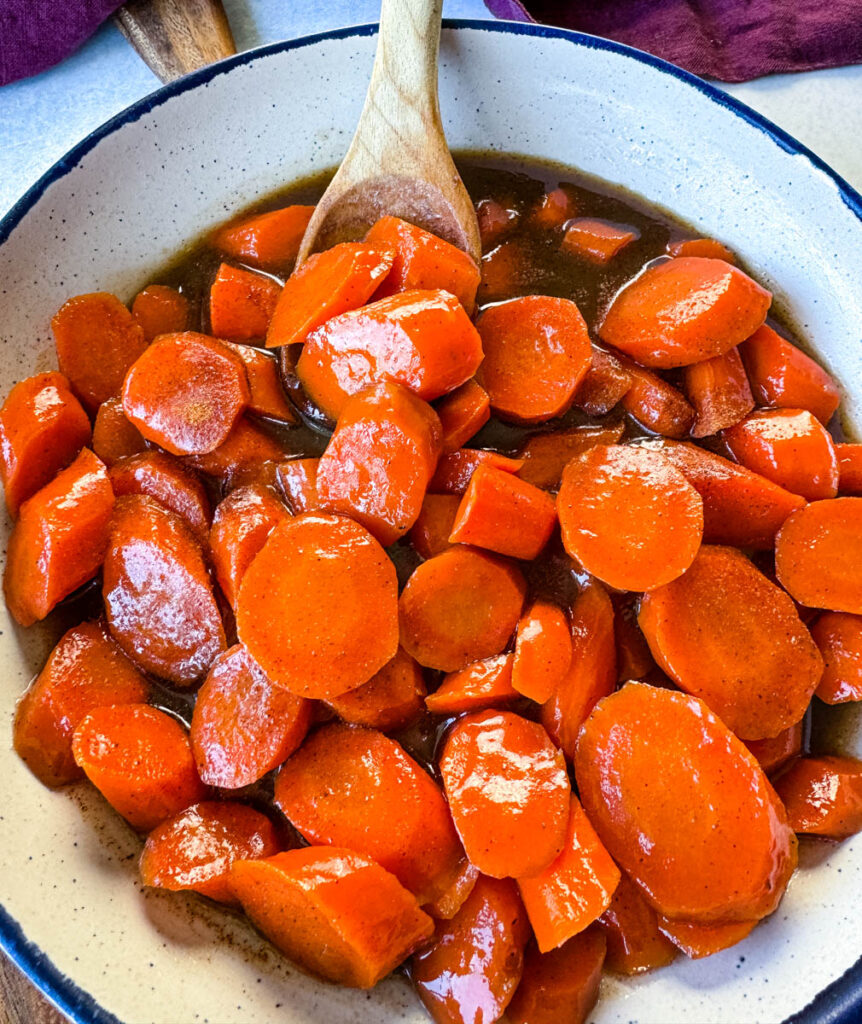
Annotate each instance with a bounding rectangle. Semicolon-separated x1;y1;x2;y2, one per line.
113;0;237;83
368;0;444;126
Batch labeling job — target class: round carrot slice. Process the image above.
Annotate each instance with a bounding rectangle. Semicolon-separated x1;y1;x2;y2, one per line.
773;756;862;839
325;647;426;732
557;445;703;592
511;600;572;704
109;450;211;543
598;874;677;976
811;612;862;704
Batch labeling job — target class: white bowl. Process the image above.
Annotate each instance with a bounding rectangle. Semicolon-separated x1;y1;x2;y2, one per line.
1;20;861;1024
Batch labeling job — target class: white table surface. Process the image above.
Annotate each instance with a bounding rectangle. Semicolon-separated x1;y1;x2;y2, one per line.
2;0;862;218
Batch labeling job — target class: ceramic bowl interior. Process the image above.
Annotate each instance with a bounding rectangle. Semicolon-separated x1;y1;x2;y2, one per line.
1;20;861;1024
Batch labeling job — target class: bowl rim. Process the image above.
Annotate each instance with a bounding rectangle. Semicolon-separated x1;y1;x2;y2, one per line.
1;18;861;1024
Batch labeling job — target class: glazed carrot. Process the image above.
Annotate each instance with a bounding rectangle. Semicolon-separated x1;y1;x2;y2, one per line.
837;443;862;494
4;449;114;626
211;204;315;271
51;292;149;413
208;263;281;341
477;238;530;304
668;237;737;262
275;722;462;904
476;296;591;424
562;218;637;263
190;644;311;788
812;612;862;704
72;704;206;831
316;382;442;546
399;546;526;672
366;216;481;311
657;916;756;960
557;444;703;591
639;546;822;740
425;653;519;715
773;756;862;838
326;647;426;732
598;874;677;975
530;187;573;230
236;513;398;698
612;593;657;682
740;324;840;424
516;422;625;491
264;242;393;349
599;257;771;368
276;457;320;514
409;493;460;559
571;347;632;416
183;416;286;485
683;346;754;437
92;396;147;467
435;379;490;453
13;620;149;787
140;802;279;904
411;875;530;1024
296;289;483;421
209;483;290;607
219;341;297;423
511;600;572;703
742;720;804;775
507;928;607;1024
0;372;91;516
618;358;695;437
476;198;518;250
102;495;226;686
231;847;433;988
439;709;570;877
428;448;524;495
775;498;862;613
131;284;189;341
723;408;839;500
122;332;250;456
574;683;798;922
424;859;479;920
541;584;616;760
109;450;211;543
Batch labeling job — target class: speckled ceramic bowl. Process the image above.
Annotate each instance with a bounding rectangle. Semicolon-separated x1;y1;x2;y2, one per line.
1;20;861;1024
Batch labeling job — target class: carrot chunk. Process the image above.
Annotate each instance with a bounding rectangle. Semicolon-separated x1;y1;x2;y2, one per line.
409;493;460;560
424;859;480;920
613;593;657;682
190;644;311;788
109;450;211;543
209;263;281;341
773;756;862;838
425;653;519;715
211;204;315;271
657;916;757;959
476;198;518;250
52;292;149;413
131;284;189;342
599;257;771;368
639;546;822;740
236;513;398;698
574;683;797;922
13;620;149;787
598;874;677;975
183;416;286;485
668;237;737;262
428;448;524;495
4;448;114;626
439;709;570;878
476;296;591;424
103;495;226;687
812;612;862;704
837;443;862;494
435;379;490;453
219;341;297;423
530;187;574;231
478;238;531;304
399;546;526;672
326;647;426;732
92;396;147;467
572;346;632;416
516;423;625;491
617;358;695;437
276;457;320;514
683;346;754;437
512;600;572;703
742;720;804;775
507;928;606;1024
231;847;433;988
562;218;637;263
72;704;205;831
0;372;91;516
140;802;279;904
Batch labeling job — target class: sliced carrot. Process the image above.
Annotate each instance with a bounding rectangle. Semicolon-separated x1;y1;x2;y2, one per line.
209;263;281;341
530;187;574;230
598;874;677;975
409;493;460;560
512;600;572;703
109;450;211;543
236;513;398;698
507;928;607;1024
190;644;311;788
435;379;490;453
276;457;320;514
571;347;632;416
423;859;479;921
812;612;862;704
92;396;147;468
326;647;426;732
613;593;657;682
574;683;798;922
72;704;205;831
773;756;862;838
211;204;315;271
668;237;736;262
836;443;862;495
617;357;695;437
219;341;297;423
476;295;591;424
425;653;519;715
0;372;91;516
478;238;530;304
516;422;625;491
103;494;226;686
399;546;526;672
742;720;804;775
13;620;149;787
231;847;433;988
428;448;524;495
657;916;756;959
183;416;286;485
476;198;518;251
51;292;149;413
562;218;637;263
4;448;114;626
683;346;754;437
599;257;771;368
775;498;862;613
131;284;189;342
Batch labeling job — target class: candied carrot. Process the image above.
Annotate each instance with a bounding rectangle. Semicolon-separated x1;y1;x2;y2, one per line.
598;874;677;975
219;341;297;423
517;423;625;491
211;204;314;271
92;396;147;468
434;379;490;453
742;720;804;775
530;187;573;230
683;346;754;437
561;218;637;263
668;237;736;262
612;593;657;682
425;653;519;715
209;263;281;341
276;457;320;514
511;600;572;703
423;859;479;921
477;238;530;304
812;612;862;704
507;929;607;1024
657;916;757;960
618;358;695;437
109;450;211;543
428;448;524;495
326;647;426;732
409;493;460;560
183;416;286;485
476;198;518;250
773;756;862;839
837;443;862;494
131;284;189;341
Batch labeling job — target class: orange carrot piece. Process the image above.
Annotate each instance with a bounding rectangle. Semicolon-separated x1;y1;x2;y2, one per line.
72;704;205;831
476;198;518;251
425;653;519;715
276;457;320;514
92;396;147;468
3;449;114;626
668;237;736;262
236;513;398;698
773;755;862;838
530;187;574;230
516;423;625;491
209;263;281;341
232;847;433;988
477;238;531;304
598;874;677;975
571;347;632;416
837;443;862;494
131;284;189;342
326;647;426;732
683;346;754;437
13;620;149;787
409;493;460;560
51;292;149;413
742;720;804;775
211;204;315;271
183;416;286;485
562;218;637;263
424;859;480;920
618;358;695;437
507;928;606;1024
435;379;490;453
428;448;524;495
812;612;862;704
0;372;91;516
109;450;211;543
399;546;526;672
512;600;572;703
657;916;757;959
218;341;297;423
613;593;657;682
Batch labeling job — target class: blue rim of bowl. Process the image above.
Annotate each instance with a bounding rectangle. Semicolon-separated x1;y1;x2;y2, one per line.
0;17;860;1024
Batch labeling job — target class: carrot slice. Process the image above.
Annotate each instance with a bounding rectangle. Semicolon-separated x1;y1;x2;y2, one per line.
775;498;862;613
657;916;757;959
103;494;226;686
530;187;573;230
13;620;149;787
276;457;320;514
183;416;286;485
439;709;570;878
683;346;754;437
507;928;606;1024
837;443;862;495
812;612;862;704
219;341;297;423
4;448;114;626
92;396;147;468
478;238;531;304
557;444;703;592
476;296;591;424
613;593;657;682
399;546;526;672
316;382;442;547
409;493;460;560
574;683;797;922
599;257;771;368
424;859;480;921
618;358;695;437
742;720;804;775
275;722;462;904
425;653;519;715
109;450;211;543
52;292;149;413
72;704;205;831
326;647;426;732
512;600;572;703
428;448;524;495
639;545;822;740
598;874;677;975
190;644;311;788
0;372;91;516
773;756;862;838
236;513;398;698
265;241;393;349
562;218;637;263
209;263;281;341
231;847;433;988
211;205;315;271
516;423;625;491
476;198;518;250
668;237;736;262
131;284;190;342
572;346;632;416
435;379;490;453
